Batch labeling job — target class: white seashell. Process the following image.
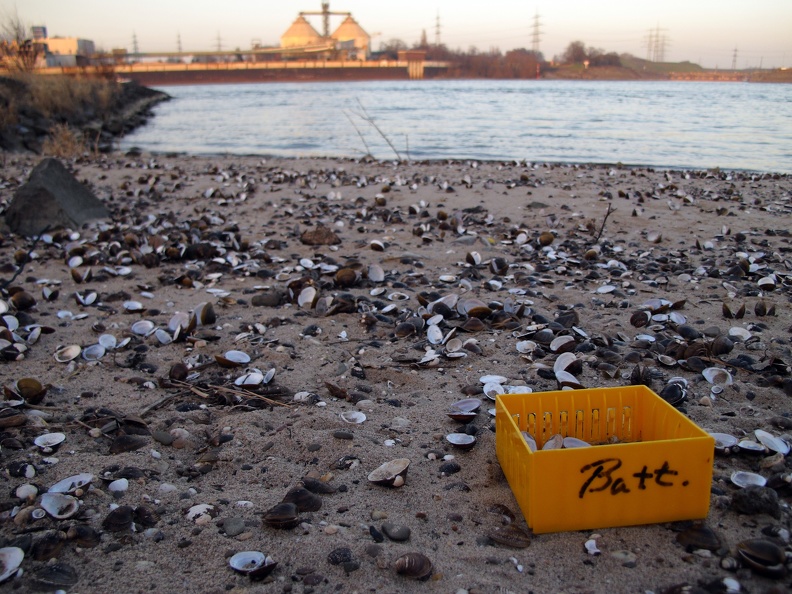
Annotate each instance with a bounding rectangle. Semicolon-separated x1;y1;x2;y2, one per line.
15;484;38;500
553;352;577;374
388;292;410;302
40;492;80;519
480;374;508;384
730;470;766;488
755;429;790;456
297;286;317;308
585;539;601;555
516;340;536;354
445;337;463;352
235;372;264;387
228;551;277;577
0;546;24;583
702;367;733;386
446;433;477;450
186;503;217;524
555;370;582;389
98;334;118;349
108;478;129;493
727;327;751;341
426;324;443;345
483;381;505;401
438;274;457;283
542;433;564;450
34;432;65;449
224;350;251;364
596;285;616;294
563;437;592;448
154;328;173;345
368;458;410;487
710;432;738;453
123;300;144;312
82;343;106;361
48;473;94;493
367;264;385;283
340;411;366;424
505;385;532;394
54;344;81;362
130;320;155;336
521;432;537;452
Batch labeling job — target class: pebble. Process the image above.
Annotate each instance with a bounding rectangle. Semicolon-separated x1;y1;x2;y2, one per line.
152;430;175;445
381;521;411;541
371;510;388;521
731;485;781;518
221;517;246;537
611;550;637;567
327;547;353;565
332;430;354;440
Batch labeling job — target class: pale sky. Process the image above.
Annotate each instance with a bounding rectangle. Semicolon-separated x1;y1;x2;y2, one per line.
7;0;792;68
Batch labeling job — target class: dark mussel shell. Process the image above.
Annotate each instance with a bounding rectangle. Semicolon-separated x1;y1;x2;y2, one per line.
281;486;322;513
394;552;433;580
736;538;787;578
262;502;300;529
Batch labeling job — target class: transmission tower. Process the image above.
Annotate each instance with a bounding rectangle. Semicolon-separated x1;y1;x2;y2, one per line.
215;31;222;52
645;26;668;62
435;11;441;46
132;32;139;56
531;11;542;54
731;47;738;70
177;33;182;53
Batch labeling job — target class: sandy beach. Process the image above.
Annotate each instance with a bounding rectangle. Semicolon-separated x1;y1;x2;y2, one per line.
1;152;791;593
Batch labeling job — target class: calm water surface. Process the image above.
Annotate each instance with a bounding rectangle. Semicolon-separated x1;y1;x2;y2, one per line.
121;80;792;172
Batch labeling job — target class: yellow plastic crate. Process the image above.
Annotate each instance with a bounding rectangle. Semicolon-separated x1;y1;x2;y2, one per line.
495;386;714;534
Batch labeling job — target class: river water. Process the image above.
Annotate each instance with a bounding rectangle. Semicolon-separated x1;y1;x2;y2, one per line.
121;80;792;173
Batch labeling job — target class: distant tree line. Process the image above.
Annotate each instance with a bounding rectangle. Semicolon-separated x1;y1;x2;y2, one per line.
376;37;622;78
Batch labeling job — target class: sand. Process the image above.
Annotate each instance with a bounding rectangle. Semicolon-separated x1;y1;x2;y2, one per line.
1;152;791;594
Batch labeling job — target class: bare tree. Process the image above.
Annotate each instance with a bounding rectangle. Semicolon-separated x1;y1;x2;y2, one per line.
0;10;42;72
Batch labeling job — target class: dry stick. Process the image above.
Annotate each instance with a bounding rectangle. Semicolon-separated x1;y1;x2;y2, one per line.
354;98;401;161
344;110;372;157
593;203;615;243
208;384;292;408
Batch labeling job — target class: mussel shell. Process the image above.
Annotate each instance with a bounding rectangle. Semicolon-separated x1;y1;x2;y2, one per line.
730;470;766;488
736;538;787;578
263;502;300;529
15;377;47;404
281;486;322;512
488;523;531;548
102;505;134;532
30;562;79;589
229;551;277;579
394;552;433;580
368;458;410;487
676;523;723;552
754;429;790;456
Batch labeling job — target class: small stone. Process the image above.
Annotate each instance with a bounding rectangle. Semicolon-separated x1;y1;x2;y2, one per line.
303;573;324;586
152;430;175;446
307;443;321;452
439;460;461;475
610;550;637;566
731;485;781;518
332;430;354;440
371;510;388;521
365;544;383;558
381;521;411;542
327;547;353;565
221;517;246;537
369;525;384;543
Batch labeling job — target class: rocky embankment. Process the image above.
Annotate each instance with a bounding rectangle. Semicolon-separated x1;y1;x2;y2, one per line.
0;76;169;153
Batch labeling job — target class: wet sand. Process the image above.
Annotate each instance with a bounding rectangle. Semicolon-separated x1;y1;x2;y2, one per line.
1;153;791;593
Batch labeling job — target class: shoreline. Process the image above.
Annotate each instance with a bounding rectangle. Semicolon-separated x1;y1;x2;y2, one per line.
1;152;791;592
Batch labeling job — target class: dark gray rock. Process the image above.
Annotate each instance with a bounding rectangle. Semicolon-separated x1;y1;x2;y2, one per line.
381;521;411;542
5;158;109;236
731;485;781;518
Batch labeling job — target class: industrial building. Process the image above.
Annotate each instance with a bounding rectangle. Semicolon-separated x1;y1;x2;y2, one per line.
281;3;371;60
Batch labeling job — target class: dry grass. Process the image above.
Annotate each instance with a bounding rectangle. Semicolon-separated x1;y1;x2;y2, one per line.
19;74;119;119
41;123;85;158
